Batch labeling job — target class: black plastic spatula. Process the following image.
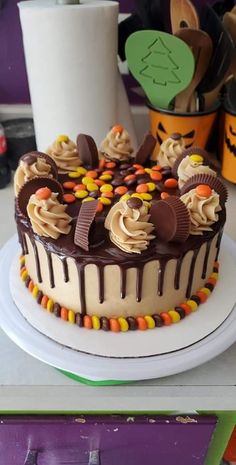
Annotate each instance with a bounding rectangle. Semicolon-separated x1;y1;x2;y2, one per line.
198;4;234;94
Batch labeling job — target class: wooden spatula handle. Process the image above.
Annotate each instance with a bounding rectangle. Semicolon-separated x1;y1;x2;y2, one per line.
170;0;199;34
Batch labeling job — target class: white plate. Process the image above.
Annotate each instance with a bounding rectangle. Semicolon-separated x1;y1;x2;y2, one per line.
0;235;236;382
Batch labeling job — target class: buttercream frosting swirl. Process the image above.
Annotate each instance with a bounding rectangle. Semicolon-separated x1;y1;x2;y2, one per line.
100;127;134;162
47;136;80;173
14;158;52;196
105;200;155;254
180;188;221;235
178;156;216;189
27;192;72;239
156;135;185;167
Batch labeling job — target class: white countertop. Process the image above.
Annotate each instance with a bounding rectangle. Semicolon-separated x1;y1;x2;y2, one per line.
0;179;235;412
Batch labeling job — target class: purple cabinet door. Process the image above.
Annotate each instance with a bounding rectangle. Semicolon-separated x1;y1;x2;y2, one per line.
0;415;217;465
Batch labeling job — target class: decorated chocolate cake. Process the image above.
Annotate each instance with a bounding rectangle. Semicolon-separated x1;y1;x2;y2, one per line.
14;128;227;333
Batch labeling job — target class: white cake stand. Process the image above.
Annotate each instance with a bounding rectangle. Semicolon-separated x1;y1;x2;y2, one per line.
0;235;236;384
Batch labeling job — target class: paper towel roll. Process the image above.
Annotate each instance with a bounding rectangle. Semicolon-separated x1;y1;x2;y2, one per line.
19;0;119;151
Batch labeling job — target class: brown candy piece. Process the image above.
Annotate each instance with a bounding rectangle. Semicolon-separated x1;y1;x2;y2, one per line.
17;177;64;218
77;134;99;168
171;146;208;179
150;196;190;243
170;132;182;141
135;133;156;165
20;151;58;179
180;173;228;206
127;197;143;209
74;200;98;251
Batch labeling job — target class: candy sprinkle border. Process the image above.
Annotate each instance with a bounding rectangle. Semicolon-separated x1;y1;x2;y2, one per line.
19;255;219;332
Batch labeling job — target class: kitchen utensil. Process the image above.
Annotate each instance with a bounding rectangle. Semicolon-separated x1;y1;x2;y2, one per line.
170;0;199;34
203;11;236;110
135;0;166;30
174;28;213;112
125;30;195;109
198;4;234;95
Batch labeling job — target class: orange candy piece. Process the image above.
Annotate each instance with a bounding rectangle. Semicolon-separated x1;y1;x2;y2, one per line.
112;125;123;134
135;169;146;175
196;184;212;198
28;280;34;292
196;291;208;303
110;318;120;332
152;165;162;171
63;181;76;190
73;184;86;191
208;277;217;286
86;170;98;179
133;164;144;170
84;315;93;329
105;161;116;169
160;312;172;325
35;187;52;200
161;192;170;200
136;183;148;193
102;170;114;176
63;193;76;204
101;191;114;199
41;295;49;309
124;174;136;182
61;307;68;321
96;201;104;213
164;178;178;189
137;317;148;330
114;186;128;195
150;171;162;181
94;179;105;187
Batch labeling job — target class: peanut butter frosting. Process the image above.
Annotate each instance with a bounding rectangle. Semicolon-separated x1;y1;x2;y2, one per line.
105;200;155;254
27;192;72;240
14;159;52;196
178;156;216;189
156;135;185;167
47;136;80;174
180;188;221;235
100;127;134;162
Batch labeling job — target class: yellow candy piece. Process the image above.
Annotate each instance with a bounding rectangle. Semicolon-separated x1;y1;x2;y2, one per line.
21;270;28;281
98;196;112;205
19;256;25;266
186;299;198;311
146;182;156;192
47;299;54;312
32;285;39;298
68;171;80;179
168;310;181;323
82;197;95;203
144;315;155;329
56;134;69;143
100;184;113;193
200;287;211;296
82;176;94;185
92;315;101;330
143;201;151;209
121;194;131;201
87;182;99;192
76;166;87;175
75;190;88;199
210;272;219;280
118;317;129;332
144;168;152;174
68;310;76;324
131;193;143;200
140;193;152;201
99;174;112;181
189;154;203;164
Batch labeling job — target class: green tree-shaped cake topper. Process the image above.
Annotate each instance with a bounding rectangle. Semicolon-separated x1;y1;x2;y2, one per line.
125;30;195;109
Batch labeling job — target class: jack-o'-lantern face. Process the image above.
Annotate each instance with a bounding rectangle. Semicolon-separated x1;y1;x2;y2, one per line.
225;125;236;156
156;122;195;148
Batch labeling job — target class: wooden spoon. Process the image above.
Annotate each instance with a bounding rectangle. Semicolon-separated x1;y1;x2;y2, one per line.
174;29;213;112
170;0;199;34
